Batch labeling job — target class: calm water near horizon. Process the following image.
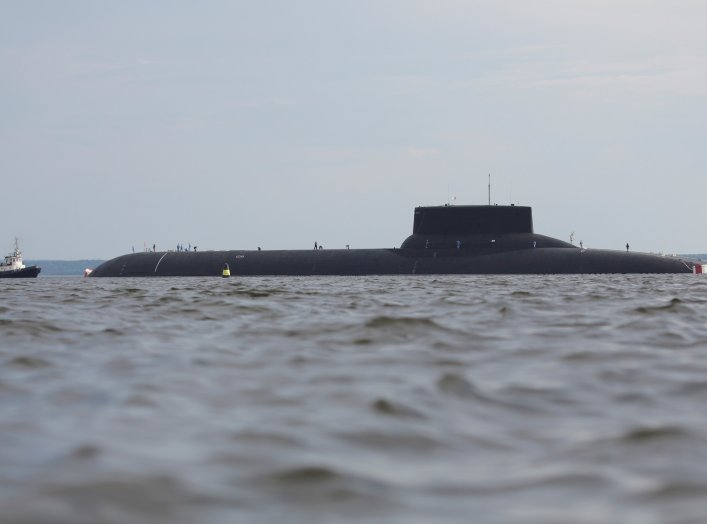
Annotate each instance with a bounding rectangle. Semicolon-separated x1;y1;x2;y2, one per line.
2;275;707;523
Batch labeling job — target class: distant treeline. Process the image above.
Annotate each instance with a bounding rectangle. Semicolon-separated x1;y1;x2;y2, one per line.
26;260;104;276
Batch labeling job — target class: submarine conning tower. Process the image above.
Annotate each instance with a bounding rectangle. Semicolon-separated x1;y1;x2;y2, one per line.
400;204;560;250
413;205;533;235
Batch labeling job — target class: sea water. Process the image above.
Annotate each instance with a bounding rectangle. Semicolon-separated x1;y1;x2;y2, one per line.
1;275;707;524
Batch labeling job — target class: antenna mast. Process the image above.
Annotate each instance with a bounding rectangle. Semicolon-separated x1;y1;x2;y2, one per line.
488;173;491;205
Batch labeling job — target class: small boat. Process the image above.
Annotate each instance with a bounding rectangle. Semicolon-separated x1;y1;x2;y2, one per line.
0;238;41;278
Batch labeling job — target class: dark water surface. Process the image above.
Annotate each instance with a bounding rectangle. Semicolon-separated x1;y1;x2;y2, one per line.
2;275;707;524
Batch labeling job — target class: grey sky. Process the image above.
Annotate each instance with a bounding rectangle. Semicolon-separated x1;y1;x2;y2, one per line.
2;1;706;258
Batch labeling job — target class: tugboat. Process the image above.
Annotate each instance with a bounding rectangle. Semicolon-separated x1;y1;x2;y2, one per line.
0;238;41;278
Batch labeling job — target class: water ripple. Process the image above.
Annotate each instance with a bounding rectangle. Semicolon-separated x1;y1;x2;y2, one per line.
2;274;707;523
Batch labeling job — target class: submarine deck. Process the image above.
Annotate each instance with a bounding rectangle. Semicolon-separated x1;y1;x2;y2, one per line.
90;246;693;277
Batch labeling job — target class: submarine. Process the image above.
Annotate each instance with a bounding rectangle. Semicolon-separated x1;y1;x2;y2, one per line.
89;204;694;277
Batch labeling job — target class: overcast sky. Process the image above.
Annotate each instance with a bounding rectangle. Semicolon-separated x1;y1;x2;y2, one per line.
2;1;706;259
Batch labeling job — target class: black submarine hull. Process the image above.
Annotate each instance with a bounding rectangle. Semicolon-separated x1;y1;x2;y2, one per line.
89;205;694;277
89;247;692;277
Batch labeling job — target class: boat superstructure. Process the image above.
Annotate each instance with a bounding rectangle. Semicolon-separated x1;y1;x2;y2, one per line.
0;238;41;278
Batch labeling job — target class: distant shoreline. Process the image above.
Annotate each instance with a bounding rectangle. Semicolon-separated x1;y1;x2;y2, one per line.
26;260;105;276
